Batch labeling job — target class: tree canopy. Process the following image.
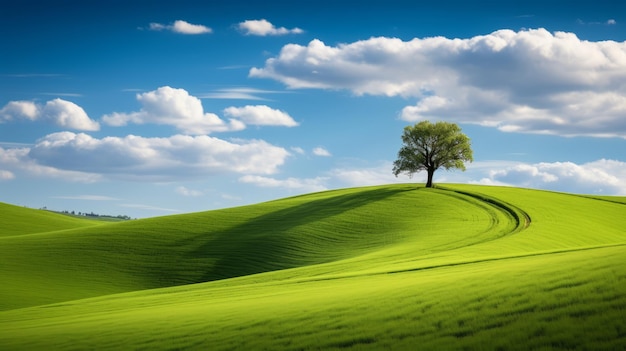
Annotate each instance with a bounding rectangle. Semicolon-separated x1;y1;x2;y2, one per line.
392;121;473;188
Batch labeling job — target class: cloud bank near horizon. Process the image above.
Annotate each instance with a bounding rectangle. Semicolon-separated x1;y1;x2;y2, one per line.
479;159;626;195
2;135;625;195
260;159;626;195
1;132;290;182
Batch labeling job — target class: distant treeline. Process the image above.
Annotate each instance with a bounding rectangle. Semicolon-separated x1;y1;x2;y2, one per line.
42;207;133;220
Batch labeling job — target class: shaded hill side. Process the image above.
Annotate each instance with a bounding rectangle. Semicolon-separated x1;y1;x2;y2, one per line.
0;185;512;310
1;184;625;350
1;184;625;312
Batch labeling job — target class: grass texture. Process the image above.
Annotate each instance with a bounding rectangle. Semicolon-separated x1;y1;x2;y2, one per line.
1;184;625;350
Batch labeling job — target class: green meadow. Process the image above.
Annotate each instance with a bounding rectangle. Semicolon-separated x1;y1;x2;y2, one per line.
1;184;625;350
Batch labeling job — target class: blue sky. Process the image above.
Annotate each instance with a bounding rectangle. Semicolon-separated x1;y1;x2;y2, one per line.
1;0;625;218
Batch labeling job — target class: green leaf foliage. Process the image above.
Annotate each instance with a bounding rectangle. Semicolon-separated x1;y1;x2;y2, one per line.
393;121;473;186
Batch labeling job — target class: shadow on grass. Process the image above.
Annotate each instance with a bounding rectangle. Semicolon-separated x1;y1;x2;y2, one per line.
180;186;413;283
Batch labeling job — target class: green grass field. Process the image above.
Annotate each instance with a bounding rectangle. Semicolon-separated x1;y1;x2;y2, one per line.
1;184;625;350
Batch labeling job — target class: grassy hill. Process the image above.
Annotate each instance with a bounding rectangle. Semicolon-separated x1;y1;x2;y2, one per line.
1;184;625;350
0;202;103;237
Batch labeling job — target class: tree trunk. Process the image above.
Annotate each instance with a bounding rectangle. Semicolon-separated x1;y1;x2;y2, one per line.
426;168;435;188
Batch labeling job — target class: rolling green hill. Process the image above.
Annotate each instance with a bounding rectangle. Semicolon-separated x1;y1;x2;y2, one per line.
1;184;625;350
0;202;102;237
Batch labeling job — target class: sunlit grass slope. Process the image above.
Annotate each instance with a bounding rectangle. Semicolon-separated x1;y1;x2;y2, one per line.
1;184;625;350
0;202;101;237
1;185;507;310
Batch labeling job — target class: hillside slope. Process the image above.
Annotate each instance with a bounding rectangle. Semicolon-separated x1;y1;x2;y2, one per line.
0;202;101;237
1;185;518;310
1;184;625;350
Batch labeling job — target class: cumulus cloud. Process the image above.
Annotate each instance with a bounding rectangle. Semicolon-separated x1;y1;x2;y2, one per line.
223;105;298;126
238;19;303;36
0;170;15;180
0;99;100;131
0;146;101;183
325;159;626;195
24;132;289;181
0;101;39;121
42;99;100;131
312;147;331;157
148;20;212;34
482;159;626;195
239;175;327;192
103;87;298;134
290;146;305;154
251;29;626;138
102;86;245;134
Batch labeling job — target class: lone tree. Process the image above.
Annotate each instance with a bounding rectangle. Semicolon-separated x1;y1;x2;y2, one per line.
393;120;473;188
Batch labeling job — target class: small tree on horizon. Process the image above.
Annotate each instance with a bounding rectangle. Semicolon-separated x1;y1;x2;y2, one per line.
392;120;473;188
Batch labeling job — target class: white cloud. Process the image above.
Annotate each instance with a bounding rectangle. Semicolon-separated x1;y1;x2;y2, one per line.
470;177;511;187
239;175;327;192
0;101;39;121
608;19;617;25
223;105;298;127
148;20;211;34
238;19;303;36
149;23;166;31
172;20;212;34
42;99;100;131
0;170;15;180
251;29;626;138
0;99;100;131
330;162;412;187
0;146;102;183
290;146;305;154
483;159;626;195
25;132;289;181
312;147;331;157
325;159;626;196
176;186;204;197
102;86;245;134
103;87;298;134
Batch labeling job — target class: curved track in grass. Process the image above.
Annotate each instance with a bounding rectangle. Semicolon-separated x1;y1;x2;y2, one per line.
1;184;626;351
0;185;530;310
438;186;531;234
